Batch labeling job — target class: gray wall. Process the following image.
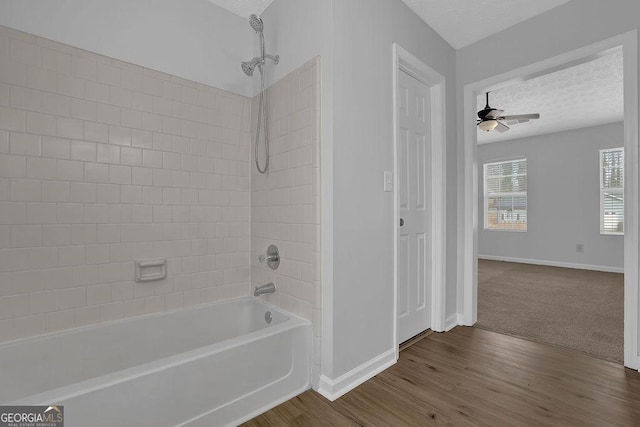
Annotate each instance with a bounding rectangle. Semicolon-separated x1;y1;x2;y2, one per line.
330;0;457;379
259;0;332;96
0;0;252;96
478;123;624;271
262;0;458;383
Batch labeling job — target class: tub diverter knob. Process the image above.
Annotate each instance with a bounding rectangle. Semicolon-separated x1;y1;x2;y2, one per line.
258;244;280;270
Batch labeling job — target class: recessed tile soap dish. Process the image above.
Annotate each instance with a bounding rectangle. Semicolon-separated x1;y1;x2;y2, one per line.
135;258;167;283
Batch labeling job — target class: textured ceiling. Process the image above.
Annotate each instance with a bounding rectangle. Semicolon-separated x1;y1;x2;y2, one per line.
400;0;571;49
206;0;273;18
477;48;624;144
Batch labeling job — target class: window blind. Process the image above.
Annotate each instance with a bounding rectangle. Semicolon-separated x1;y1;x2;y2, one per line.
484;158;527;231
600;148;624;235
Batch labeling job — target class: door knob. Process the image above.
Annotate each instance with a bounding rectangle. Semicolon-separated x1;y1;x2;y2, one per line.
400;218;404;226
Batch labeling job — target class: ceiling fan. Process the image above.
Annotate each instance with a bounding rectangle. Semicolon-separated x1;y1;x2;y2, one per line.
477;92;540;132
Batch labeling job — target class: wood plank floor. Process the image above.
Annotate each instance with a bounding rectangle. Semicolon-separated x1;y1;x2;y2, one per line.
242;327;640;426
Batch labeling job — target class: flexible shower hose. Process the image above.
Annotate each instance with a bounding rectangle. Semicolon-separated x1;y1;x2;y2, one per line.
255;65;269;174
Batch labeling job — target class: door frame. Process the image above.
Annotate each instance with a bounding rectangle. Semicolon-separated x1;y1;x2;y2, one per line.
459;31;640;370
392;43;447;357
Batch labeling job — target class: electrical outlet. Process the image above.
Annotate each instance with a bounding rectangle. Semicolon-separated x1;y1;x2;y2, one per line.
576;244;584;253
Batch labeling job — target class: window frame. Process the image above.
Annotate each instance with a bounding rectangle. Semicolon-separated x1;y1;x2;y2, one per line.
483;157;528;232
599;147;624;236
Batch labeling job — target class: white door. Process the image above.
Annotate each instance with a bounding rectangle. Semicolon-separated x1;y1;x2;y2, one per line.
397;69;432;343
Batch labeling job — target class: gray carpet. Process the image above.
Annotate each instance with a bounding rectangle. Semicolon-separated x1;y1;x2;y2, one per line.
477;259;624;363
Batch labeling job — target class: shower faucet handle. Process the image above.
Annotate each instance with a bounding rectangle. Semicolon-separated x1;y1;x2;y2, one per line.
259;244;280;270
258;254;275;263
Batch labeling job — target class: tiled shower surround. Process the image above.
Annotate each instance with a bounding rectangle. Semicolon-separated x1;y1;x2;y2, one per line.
0;26;253;341
0;23;321;377
251;57;321;380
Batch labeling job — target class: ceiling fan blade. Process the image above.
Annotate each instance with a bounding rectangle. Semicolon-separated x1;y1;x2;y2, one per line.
505;119;528;126
500;113;540;121
495;120;510;133
485;109;504;119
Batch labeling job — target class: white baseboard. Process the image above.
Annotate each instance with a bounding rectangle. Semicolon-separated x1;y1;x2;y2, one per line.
478;254;624;274
627;354;640;371
317;348;396;401
444;313;460;331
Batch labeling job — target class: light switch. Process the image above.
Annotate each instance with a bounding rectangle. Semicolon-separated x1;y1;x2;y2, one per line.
384;171;393;192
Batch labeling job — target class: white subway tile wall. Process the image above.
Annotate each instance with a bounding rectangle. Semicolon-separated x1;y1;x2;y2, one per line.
251;57;321;380
0;26;252;341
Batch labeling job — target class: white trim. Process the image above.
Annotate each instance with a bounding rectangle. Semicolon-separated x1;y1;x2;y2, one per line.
321;40;335;384
478;254;624;274
392;43;447;348
317;348;396;401
622;32;639;371
392;44;400;361
461;31;639;370
430;77;447;333
461;80;479;326
444;313;459;332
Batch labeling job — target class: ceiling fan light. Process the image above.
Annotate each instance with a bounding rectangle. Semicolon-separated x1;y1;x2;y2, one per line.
479;119;498;132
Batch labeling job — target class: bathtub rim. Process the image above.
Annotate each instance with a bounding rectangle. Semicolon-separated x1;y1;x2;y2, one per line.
0;296;303;349
3;296;311;406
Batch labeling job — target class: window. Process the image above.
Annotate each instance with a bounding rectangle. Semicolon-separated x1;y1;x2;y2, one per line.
600;148;624;235
484;158;527;231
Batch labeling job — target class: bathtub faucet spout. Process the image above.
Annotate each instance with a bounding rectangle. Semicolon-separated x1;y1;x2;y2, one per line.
254;282;276;296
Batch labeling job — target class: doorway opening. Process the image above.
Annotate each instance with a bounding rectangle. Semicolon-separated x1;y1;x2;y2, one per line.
461;31;639;369
476;48;624;363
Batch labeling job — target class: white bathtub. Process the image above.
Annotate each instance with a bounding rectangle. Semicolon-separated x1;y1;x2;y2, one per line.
0;297;311;426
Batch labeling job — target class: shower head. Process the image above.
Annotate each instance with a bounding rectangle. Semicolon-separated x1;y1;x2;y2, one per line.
249;14;264;33
241;61;255;77
241;57;264;77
